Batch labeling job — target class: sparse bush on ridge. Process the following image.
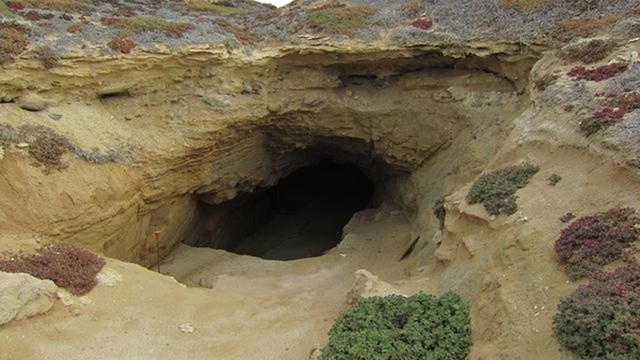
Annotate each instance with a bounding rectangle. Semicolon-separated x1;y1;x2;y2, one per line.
185;0;248;15
466;163;539;216
1;0;91;12
554;208;640;280
321;292;471;360
499;0;552;11
0;242;106;295
559;39;618;64
553;264;640;359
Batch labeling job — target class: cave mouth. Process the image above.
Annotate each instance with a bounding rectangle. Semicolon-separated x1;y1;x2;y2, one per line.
191;160;375;261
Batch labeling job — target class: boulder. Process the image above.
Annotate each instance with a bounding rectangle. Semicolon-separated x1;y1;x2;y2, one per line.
18;93;49;111
346;269;403;304
0;272;58;326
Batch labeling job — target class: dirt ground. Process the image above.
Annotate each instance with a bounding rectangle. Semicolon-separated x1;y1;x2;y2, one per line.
2;206;419;360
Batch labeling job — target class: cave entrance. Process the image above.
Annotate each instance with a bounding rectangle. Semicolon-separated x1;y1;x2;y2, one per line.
190;160;375;260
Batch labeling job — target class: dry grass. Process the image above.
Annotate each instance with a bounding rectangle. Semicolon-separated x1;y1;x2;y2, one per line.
0;2;11;15
306;4;378;36
118;16;193;38
558;16;621;37
185;0;248;15
2;0;91;11
560;39;618;64
499;0;552;11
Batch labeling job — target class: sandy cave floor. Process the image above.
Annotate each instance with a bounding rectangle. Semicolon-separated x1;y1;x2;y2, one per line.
1;206;422;360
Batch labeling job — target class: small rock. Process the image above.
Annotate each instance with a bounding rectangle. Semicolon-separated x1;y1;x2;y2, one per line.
97;83;132;97
303;95;323;107
203;93;231;108
124;115;133;121
0;146;4;160
179;323;194;333
199;277;216;289
345;90;353;97
518;216;529;223
18;93;49;111
16;142;29;149
70;308;81;317
1;95;16;103
48;113;63;121
309;344;322;360
267;103;281;113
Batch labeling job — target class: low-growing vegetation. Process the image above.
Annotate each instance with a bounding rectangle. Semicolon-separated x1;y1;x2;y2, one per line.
107;37;136;54
321;292;471;360
567;62;629;82
0;242;106;295
559;39;617;64
553;264;640;359
547;173;562;186
554;208;640;280
34;45;59;68
410;18;433;30
0;123;71;172
306;3;377;36
580;92;640;136
559;212;576;223
466;163;539;216
433;197;446;230
18;124;72;172
0;22;29;64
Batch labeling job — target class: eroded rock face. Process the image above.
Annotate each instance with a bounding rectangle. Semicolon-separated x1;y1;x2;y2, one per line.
0;272;57;326
0;45;534;266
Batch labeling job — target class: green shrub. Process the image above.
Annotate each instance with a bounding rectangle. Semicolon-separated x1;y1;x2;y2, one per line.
466;163;539;216
321;292;471;360
553;265;640;359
